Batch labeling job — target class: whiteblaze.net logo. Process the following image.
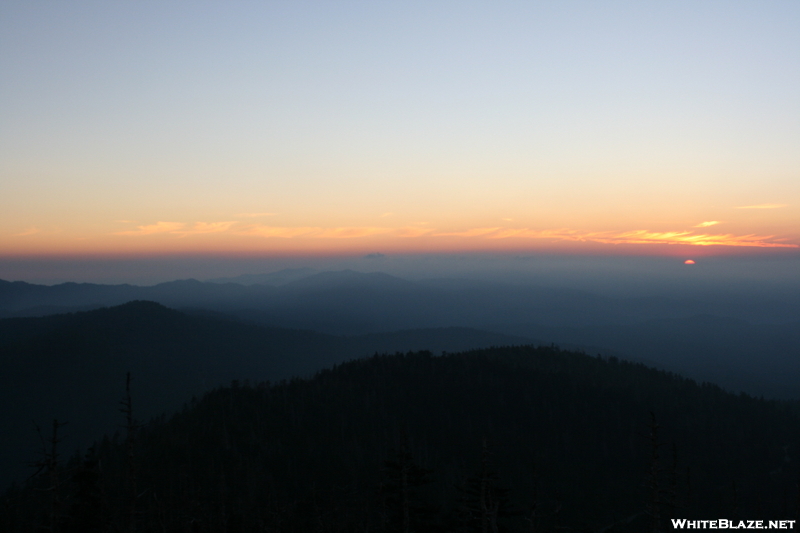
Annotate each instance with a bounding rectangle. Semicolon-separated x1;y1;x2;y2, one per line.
671;519;796;530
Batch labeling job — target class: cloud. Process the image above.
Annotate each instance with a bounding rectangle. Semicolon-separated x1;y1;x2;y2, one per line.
115;221;186;235
109;220;797;248
579;229;797;248
437;226;797;248
364;253;386;259
237;224;440;239
736;204;788;209
181;221;238;234
241;225;432;239
115;221;235;236
487;228;584;240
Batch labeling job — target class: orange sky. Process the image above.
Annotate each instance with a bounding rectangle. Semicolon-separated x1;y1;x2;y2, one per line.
1;3;798;261
3;214;797;258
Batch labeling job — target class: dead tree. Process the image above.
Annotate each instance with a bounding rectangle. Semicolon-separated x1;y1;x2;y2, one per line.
31;419;66;533
119;372;139;533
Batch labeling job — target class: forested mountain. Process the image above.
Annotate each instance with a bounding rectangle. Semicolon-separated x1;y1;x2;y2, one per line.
0;302;529;487
4;347;800;532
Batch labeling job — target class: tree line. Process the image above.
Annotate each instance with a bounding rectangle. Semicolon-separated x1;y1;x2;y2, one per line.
4;345;800;532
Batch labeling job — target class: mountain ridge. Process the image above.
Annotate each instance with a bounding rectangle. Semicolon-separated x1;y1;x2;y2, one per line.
6;346;800;531
0;300;533;488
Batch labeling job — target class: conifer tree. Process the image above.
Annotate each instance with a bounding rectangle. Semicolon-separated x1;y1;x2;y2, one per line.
457;438;513;533
28;419;67;533
377;441;438;533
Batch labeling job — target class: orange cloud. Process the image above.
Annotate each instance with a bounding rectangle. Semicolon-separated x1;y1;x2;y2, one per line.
108;220;797;249
242;225;430;239
115;221;186;235
486;228;585;240
235;224;447;240
694;221;720;228
115;221;235;236
441;226;797;248
240;225;390;239
589;230;796;247
117;222;439;241
181;221;238;234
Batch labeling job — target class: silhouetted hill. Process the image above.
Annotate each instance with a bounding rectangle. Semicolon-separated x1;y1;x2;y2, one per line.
5;347;800;531
0;302;530;487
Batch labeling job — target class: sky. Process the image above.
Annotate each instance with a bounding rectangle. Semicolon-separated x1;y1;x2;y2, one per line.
1;1;799;282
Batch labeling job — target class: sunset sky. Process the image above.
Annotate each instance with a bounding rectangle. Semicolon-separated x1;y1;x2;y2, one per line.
1;1;799;280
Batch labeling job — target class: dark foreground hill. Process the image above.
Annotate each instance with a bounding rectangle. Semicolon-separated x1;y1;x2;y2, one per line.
0;302;529;487
4;347;800;532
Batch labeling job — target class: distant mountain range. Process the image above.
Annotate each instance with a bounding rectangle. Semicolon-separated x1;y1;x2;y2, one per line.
2;270;799;396
4;269;799;327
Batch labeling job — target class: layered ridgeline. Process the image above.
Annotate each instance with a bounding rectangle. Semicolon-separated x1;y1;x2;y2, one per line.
4;271;799;329
0;301;529;487
3;271;800;399
4;348;800;532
